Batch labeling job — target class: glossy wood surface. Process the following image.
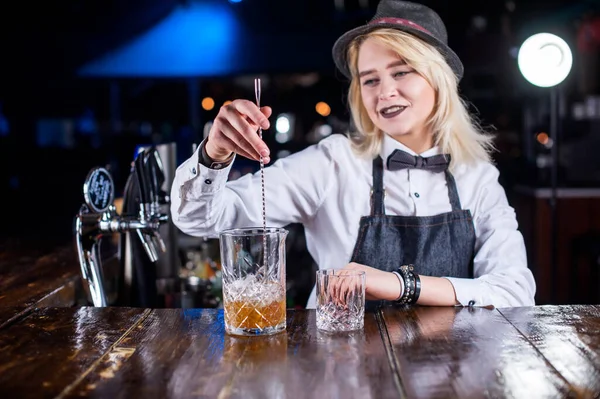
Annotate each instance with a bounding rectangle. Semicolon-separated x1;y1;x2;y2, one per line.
382;306;574;398
0;305;24;328
0;307;148;399
500;305;600;398
0;305;599;398
0;240;80;312
0;236;120;322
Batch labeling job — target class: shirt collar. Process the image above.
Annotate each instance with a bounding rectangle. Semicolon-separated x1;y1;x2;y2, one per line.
380;133;441;162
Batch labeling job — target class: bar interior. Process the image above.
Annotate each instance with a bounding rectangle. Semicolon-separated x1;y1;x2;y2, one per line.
1;0;599;397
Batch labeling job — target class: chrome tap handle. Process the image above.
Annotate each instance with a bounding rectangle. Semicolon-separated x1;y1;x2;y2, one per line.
74;207;108;307
147;148;167;205
75;161;170;307
75;167;115;307
134;226;167;263
136;147;167;215
136;229;159;263
151;230;167;253
132;147;168;262
135;150;151;208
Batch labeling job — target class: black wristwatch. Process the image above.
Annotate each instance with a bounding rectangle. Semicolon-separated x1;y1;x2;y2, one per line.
200;140;234;170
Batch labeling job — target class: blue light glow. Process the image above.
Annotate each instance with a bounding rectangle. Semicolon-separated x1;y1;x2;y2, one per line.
79;2;240;77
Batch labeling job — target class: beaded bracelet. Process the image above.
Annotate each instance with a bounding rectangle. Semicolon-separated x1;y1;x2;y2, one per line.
396;264;421;305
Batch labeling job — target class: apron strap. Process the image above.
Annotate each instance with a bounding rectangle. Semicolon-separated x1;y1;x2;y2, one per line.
444;170;462;211
371;157;385;216
372;157;462;213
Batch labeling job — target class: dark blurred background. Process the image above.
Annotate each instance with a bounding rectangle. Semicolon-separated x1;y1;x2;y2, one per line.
0;0;599;306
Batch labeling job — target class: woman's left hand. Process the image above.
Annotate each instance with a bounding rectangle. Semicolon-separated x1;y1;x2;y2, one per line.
342;262;402;301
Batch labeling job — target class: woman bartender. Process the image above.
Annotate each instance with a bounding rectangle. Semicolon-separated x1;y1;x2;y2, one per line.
169;0;536;309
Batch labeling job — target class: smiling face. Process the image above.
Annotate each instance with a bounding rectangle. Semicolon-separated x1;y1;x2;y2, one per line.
357;37;436;152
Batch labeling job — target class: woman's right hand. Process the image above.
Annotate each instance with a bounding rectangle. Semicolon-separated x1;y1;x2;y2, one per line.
205;99;272;164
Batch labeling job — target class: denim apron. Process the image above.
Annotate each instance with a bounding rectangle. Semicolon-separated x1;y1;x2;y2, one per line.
350;156;476;307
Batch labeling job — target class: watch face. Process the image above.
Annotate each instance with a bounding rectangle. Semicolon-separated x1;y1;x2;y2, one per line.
83;167;114;213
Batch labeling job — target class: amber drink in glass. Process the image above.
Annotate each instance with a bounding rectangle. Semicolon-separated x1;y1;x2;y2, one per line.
219;228;288;336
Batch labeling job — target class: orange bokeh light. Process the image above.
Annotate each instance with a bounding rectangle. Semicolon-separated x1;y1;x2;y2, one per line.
315;102;331;117
202;97;215;111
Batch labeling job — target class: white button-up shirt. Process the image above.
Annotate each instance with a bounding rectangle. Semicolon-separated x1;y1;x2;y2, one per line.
171;133;536;309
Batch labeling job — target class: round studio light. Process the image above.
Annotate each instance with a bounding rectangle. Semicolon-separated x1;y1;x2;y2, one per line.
518;33;572;88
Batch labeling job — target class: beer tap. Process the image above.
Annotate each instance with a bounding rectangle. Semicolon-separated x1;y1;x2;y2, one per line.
74;147;169;307
133;149;168;263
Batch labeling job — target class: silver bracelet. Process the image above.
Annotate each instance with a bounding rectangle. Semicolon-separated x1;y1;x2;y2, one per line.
391;271;405;301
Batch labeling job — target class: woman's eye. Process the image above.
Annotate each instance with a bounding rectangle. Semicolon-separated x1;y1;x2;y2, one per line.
393;71;408;78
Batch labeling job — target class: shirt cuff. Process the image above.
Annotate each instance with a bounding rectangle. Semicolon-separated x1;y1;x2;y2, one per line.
199;138;234;169
443;277;488;307
178;144;235;200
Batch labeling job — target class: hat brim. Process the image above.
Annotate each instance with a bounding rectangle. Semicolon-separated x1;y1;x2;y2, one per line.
332;23;464;81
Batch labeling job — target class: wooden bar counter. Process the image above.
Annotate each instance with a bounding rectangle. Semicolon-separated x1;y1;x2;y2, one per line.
0;239;81;328
0;304;599;398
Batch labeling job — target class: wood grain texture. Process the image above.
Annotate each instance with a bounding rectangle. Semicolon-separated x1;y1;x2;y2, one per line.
500;305;600;398
0;306;26;329
63;309;401;399
381;305;576;399
0;306;148;399
0;236;121;316
0;242;79;309
1;305;599;398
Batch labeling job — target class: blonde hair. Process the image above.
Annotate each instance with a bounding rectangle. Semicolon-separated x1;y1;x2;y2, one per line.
346;29;495;169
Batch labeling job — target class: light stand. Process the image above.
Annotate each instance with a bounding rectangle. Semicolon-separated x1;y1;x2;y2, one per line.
518;33;572;303
549;86;558;301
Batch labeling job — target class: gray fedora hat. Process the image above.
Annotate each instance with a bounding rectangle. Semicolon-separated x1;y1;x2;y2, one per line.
332;0;464;81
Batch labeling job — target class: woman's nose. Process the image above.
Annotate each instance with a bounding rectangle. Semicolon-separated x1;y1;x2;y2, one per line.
378;90;397;100
379;90;395;100
378;80;398;100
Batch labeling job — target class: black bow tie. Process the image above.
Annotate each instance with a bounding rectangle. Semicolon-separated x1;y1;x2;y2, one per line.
386;149;451;173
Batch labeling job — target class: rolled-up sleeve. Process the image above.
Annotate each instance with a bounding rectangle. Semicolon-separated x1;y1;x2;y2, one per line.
445;165;536;308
